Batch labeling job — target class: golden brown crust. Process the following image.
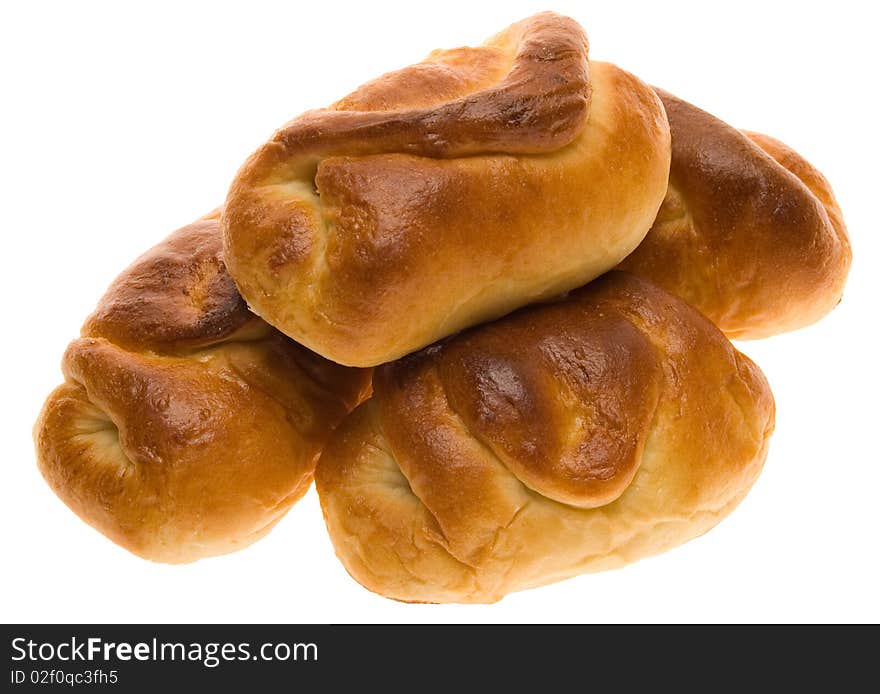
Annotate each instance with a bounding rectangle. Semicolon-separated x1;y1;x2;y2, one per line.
83;210;258;353
34;215;371;563
618;89;852;339
222;13;671;366
316;272;775;602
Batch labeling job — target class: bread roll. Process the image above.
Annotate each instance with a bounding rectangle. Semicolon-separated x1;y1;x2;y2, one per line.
34;212;371;563
618;89;852;338
316;272;774;603
222;12;671;366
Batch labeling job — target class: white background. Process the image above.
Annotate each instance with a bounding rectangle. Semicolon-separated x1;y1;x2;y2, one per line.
2;0;877;623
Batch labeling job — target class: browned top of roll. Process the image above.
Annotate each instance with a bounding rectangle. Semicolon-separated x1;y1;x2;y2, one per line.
82;210;257;353
618;89;852;338
382;284;663;508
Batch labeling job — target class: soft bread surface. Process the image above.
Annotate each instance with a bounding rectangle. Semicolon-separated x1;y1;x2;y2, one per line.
618;89;852;339
34;213;371;563
316;272;775;603
222;12;671;366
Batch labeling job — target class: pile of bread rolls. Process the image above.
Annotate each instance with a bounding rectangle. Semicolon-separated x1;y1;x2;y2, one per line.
34;13;851;603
